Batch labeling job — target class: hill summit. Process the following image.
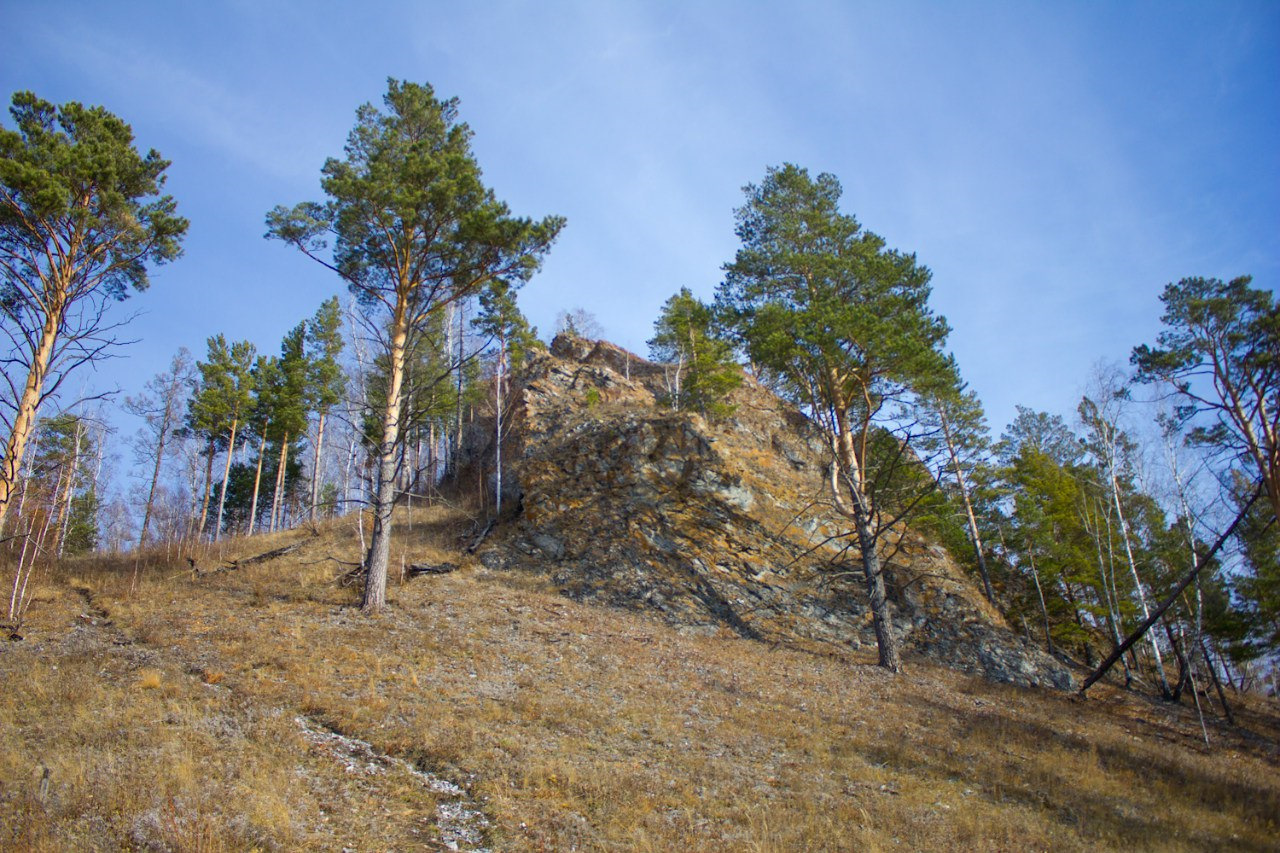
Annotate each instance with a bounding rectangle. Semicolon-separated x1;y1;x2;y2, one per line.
458;334;1072;690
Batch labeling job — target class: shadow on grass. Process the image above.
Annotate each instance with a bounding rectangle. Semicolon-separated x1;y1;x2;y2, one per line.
852;694;1280;851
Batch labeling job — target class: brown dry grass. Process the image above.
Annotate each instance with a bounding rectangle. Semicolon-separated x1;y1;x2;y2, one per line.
2;505;1278;851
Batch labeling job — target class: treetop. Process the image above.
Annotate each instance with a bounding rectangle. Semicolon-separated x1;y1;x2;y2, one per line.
0;91;187;299
265;79;564;315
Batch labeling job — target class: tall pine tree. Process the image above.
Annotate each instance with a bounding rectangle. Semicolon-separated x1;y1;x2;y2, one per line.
717;164;952;672
189;335;256;540
305;297;345;522
268;80;564;611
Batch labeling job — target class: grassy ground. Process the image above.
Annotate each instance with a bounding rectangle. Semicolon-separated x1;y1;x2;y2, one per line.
2;506;1278;851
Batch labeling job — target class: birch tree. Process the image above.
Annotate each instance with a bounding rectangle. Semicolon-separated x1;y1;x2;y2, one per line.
125;348;194;550
928;384;997;603
1079;390;1173;695
267;322;310;532
473;278;539;515
189;335;255;540
214;338;255;539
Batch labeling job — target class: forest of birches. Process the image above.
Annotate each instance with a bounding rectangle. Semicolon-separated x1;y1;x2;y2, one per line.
2;84;1277;697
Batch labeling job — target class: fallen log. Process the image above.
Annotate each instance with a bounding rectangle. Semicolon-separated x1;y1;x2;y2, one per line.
1079;485;1260;696
337;563;366;587
407;562;459;577
464;519;495;554
223;541;305;571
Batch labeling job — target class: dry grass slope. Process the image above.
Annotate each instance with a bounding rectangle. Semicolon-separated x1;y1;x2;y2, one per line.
2;505;1278;851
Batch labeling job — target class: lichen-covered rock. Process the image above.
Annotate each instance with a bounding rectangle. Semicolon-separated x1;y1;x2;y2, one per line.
460;334;1072;690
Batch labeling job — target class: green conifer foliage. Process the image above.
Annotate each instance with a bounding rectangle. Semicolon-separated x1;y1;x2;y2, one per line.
717;164;952;672
648;287;741;420
0;92;187;530
266;323;312;531
243;355;280;534
1132;276;1279;524
189;335;256;539
305;297;345;522
268;79;564;611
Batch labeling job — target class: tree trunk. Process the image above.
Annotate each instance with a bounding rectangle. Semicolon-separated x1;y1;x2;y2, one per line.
342;435;356;516
363;297;410;612
55;419;83;558
280;436;292;528
196;438;215;540
310;412;327;523
270;432;290;533
214;417;239;541
249;434;267;535
452;299;466;479
829;408;901;672
1027;550;1056;656
46;457;73;557
8;518;35;622
428;420;437;494
1199;636;1235;725
4;432;40;549
1085;500;1131;683
137;422;170;551
1164;622;1189;700
0;301;63;531
1061;580;1094;664
494;334;505;515
856;511;902;671
939;412;995;603
1109;468;1172;697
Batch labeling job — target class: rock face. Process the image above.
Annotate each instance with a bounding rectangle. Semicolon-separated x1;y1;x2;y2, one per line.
464;334;1072;690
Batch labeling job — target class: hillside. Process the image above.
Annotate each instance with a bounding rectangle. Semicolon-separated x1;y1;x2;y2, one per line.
2;514;1278;851
3;336;1279;851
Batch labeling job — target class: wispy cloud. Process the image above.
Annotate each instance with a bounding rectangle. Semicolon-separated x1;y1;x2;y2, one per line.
32;17;334;184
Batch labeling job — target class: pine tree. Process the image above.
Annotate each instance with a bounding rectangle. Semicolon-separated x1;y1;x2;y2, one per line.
188;335;256;540
1229;473;1280;657
996;408;1094;658
1132;276;1278;523
305;297;345;522
244;355;280;535
268;323;311;532
0;92;187;530
648;287;741;419
926;381;997;603
717;164;952;672
268;79;564;612
1004;444;1093;656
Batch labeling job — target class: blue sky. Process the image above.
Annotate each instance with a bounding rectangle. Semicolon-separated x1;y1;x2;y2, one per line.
4;0;1278;443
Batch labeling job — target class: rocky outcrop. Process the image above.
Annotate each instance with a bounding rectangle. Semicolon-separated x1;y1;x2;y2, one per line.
464;334;1072;690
